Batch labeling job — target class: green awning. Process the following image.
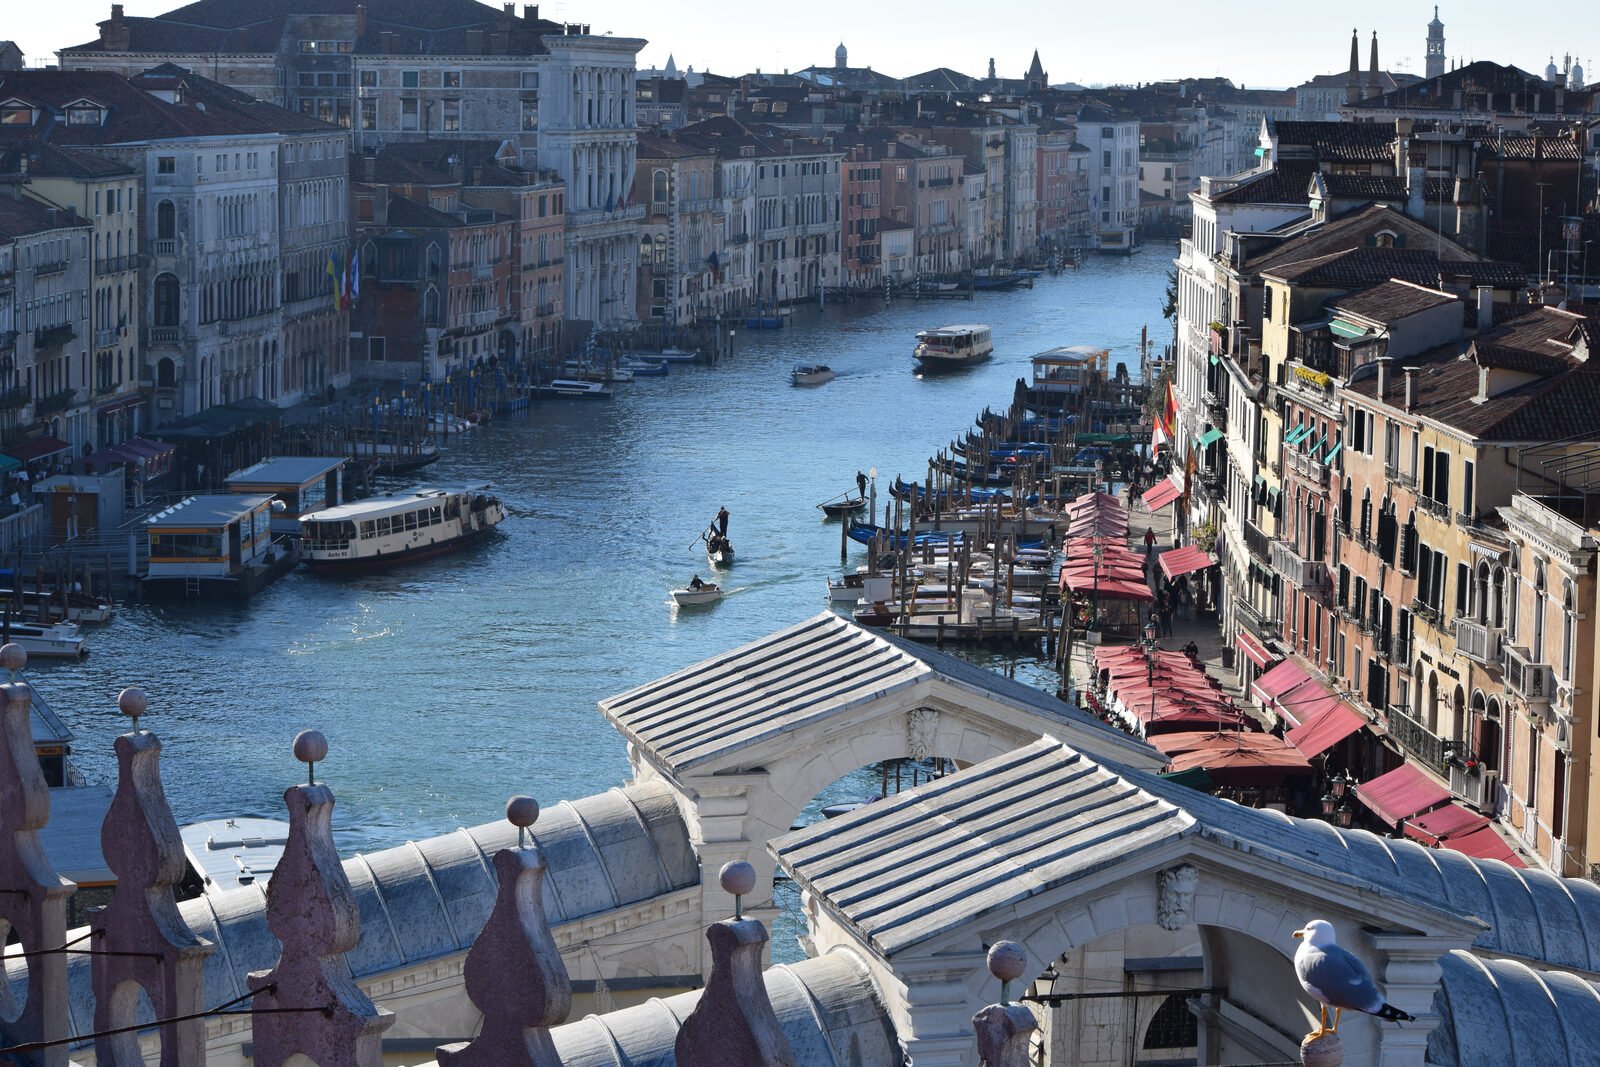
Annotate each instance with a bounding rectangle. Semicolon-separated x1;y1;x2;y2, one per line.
1329;319;1369;340
1159;766;1214;790
1284;424;1309;444
1253;474;1266;486
0;454;19;474
1302;432;1324;454
1208;354;1219;365
1199;428;1224;447
1324;441;1343;460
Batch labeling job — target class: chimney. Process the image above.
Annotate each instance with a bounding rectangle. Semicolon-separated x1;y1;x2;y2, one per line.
1403;366;1419;411
1406;165;1426;220
354;3;366;38
523;4;539;19
102;3;131;51
1376;356;1392;399
1476;286;1493;332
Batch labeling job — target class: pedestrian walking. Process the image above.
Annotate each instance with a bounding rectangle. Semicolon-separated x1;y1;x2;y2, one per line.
1144;527;1157;557
1159;604;1173;638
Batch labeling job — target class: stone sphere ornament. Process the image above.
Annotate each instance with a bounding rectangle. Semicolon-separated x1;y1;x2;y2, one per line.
719;860;757;896
987;940;1027;982
505;794;539;846
117;687;148;730
0;643;24;671
292;729;329;784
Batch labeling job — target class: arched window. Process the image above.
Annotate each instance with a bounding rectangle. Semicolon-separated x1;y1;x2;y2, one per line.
651;168;669;204
1359;488;1372;542
157;200;175;240
422;287;441;325
1562;579;1576;682
153;273;180;326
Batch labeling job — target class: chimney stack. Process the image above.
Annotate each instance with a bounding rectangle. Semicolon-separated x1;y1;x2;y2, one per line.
354;4;366;38
1376;357;1392;399
1403;367;1419;411
523;4;538;20
1476;286;1493;333
102;4;131;51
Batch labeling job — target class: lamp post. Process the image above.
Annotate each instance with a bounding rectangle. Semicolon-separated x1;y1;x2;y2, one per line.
1090;537;1103;634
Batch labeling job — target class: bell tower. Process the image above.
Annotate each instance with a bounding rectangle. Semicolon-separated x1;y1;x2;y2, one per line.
1426;7;1445;80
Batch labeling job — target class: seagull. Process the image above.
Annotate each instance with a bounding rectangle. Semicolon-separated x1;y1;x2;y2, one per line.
1293;919;1416;1037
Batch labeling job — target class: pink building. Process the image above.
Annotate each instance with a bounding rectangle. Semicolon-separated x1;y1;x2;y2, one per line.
841;149;882;288
1037;122;1075;252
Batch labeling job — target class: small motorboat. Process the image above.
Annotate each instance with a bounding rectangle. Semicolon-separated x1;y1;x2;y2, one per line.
671;583;724;607
646;347;703;364
817;495;865;517
0;619;87;659
790;363;835;386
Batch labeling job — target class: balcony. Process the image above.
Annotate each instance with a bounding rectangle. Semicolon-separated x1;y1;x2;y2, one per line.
1502;645;1553;707
33;259;67;277
1384;702;1450;772
34;324;74;349
33;388;78;416
1244;520;1272;564
1199;466;1224;496
0;330;15;353
1270;539;1330;593
153;239;177;256
0;386;30;411
1409;597;1444;630
1419;496;1451;522
94;328;119;350
1448;761;1499;811
1289;450;1330;488
1453;618;1502;667
727;232;749;245
95;255;133;275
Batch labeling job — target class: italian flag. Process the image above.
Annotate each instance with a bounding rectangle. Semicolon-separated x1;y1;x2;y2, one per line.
1151;378;1180;450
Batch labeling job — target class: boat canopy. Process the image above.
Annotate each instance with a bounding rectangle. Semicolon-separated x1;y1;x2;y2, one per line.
302;485;490;523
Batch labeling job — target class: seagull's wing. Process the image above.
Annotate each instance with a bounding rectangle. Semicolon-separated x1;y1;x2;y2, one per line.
1302;944;1385;1014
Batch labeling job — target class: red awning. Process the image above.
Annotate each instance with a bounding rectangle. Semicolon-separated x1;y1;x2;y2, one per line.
1355;764;1451;827
1141;478;1182;511
1401;803;1490;846
3;435;72;464
1159;545;1215;580
1235;630;1276;668
1274;678;1343;730
1285;701;1366;758
1250;659;1311;706
1442;825;1527;867
1164;733;1312;785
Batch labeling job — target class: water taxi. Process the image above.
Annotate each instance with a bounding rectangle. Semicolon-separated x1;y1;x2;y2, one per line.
671;583;724;607
790;363;835;386
914;324;993;373
539;379;614;399
299;486;504;572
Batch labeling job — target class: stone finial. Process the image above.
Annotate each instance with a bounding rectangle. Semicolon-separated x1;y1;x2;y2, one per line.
674;918;797;1067
973;1003;1037;1067
118;686;147;731
293;728;328;785
0;642;26;672
0;681;74;1066
248;745;393;1067
1302;1030;1344;1066
91;728;214;1066
436;798;571;1066
720;859;755;919
987;940;1026;1004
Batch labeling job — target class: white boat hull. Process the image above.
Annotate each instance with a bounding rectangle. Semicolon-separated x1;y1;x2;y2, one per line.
671;587;724;606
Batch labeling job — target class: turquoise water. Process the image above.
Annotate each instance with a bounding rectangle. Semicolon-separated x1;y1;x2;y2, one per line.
33;253;1172;906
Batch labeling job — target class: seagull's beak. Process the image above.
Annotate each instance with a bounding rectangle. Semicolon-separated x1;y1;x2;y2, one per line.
1293;929;1305;939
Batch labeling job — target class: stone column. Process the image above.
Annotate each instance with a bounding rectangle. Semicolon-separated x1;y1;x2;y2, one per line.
248;731;394;1067
1364;931;1455;1067
0;674;73;1067
90;689;214;1066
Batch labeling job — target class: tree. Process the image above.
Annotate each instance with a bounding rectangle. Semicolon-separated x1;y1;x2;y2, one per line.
1161;268;1178;322
1144;363;1173;423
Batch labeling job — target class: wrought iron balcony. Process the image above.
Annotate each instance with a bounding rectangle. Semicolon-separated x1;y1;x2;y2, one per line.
1384;702;1451;773
0;386;30;411
1244;520;1272;564
1269;539;1330;593
33;259;68;277
1235;598;1278;640
34;324;75;349
34;388;78;416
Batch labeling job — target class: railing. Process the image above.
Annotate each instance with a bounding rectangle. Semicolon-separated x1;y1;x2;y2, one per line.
727;233;749;244
33;388;77;416
1449;762;1498;810
0;386;30;411
1385;702;1450;772
147;326;180;345
926;176;954;188
1453;618;1502;666
1419;496;1451;521
1502;644;1552;705
1235;598;1278;639
34;324;74;348
95;255;133;275
1270;539;1330;592
0;330;16;353
466;309;498;328
153;239;177;256
1409;597;1443;629
1244;520;1272;563
1289;450;1329;488
33;260;67;277
94;328;119;349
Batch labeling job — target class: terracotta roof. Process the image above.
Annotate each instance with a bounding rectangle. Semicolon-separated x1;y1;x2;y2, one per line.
1208;159;1317;205
1240;203;1478;275
0;194;90;239
1330;279;1456;323
1263;248;1522;291
0;143;134;180
1272;120;1394;163
1317;174;1407;200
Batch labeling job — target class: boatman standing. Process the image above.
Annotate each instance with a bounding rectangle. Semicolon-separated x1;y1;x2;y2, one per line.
856;470;868;499
716;506;729;537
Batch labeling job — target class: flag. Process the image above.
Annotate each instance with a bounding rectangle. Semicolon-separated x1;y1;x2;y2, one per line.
347;247;361;304
1151;377;1180;450
325;253;343;313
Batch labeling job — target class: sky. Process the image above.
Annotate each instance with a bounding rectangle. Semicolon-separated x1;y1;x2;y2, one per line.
13;1;1596;91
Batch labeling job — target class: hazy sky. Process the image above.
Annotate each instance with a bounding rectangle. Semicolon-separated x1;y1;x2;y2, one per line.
16;1;1596;90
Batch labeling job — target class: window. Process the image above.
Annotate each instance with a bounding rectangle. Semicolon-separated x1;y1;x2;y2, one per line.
156;200;175;240
0;104;33;126
368;336;386;361
441;98;460;131
521;100;537;131
400;98;419;130
67;105;102;126
360;97;376;130
521;71;540;89
651;169;668;204
442;70;461;88
1462;460;1474;519
157;156;176;174
152;273;180;326
401;70;419;88
359;70;376;88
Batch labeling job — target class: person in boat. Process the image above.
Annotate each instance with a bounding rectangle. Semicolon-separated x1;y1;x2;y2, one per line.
856;470;868;499
716;506;729;537
689;574;706;590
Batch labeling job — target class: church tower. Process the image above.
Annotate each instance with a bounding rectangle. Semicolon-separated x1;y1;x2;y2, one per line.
1026;50;1047;91
835;42;847;70
1366;31;1381;99
1426;7;1445;79
1346;28;1360;106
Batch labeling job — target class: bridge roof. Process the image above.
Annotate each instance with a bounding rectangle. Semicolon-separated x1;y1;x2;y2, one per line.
776;737;1600;973
1431;950;1600;1065
37;781;699;1043
545;953;900;1067
600;613;1160;775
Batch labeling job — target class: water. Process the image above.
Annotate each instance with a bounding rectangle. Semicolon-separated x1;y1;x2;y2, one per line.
33;253;1171;905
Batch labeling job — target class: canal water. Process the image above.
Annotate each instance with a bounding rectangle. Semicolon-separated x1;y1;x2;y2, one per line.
32;251;1170;956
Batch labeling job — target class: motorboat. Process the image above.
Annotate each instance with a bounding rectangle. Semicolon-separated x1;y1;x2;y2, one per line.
642;347;703;364
300;486;505;572
790;363;835;386
178;816;290;897
671;583;724;607
914;324;993;373
0;619;87;659
539;379;614;399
